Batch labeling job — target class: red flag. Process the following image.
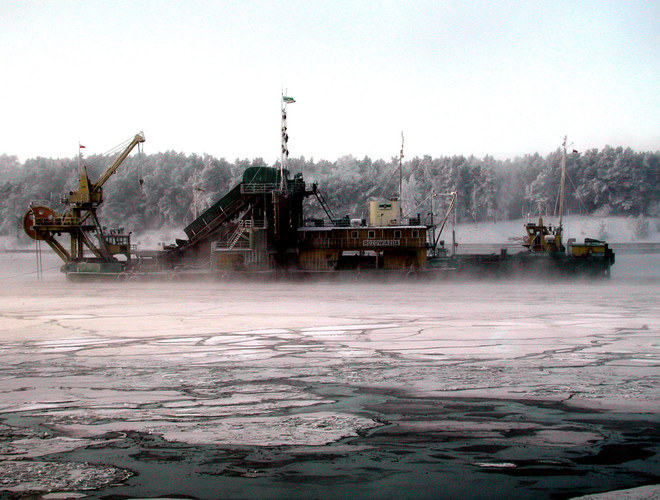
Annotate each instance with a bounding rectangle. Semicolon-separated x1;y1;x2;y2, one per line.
79;144;86;149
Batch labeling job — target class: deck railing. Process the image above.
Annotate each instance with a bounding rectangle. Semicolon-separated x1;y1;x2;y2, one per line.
302;216;432;228
34;216;81;227
241;183;280;194
301;237;426;249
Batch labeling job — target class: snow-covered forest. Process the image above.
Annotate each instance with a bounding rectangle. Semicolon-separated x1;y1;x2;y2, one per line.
1;145;658;236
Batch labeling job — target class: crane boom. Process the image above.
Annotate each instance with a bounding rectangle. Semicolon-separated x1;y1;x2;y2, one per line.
433;191;457;248
66;131;145;207
92;132;145;193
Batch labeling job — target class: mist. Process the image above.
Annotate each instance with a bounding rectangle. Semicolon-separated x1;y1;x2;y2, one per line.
0;248;658;497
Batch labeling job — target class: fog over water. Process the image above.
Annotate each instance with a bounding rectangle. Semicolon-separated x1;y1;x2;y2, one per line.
0;251;658;498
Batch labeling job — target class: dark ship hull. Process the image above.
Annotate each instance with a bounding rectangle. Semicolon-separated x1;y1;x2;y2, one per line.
27;164;615;280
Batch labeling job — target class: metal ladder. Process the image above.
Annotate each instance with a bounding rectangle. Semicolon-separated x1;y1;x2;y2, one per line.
314;188;337;225
227;220;252;250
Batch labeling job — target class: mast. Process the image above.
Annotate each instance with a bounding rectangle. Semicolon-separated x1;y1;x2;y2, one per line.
280;92;295;191
399;131;404;202
78;142;83;176
77;142;88;197
559;135;567;229
452;191;457;256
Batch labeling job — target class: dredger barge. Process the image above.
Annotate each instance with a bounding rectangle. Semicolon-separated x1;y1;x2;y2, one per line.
22;151;615;281
22;101;614;280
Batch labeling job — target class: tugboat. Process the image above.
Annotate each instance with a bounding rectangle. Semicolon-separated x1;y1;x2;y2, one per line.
514;137;615;277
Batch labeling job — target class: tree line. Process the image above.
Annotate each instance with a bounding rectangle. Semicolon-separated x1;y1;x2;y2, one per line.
1;145;658;237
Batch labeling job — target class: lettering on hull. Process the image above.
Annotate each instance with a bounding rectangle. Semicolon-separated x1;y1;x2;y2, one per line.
363;240;401;247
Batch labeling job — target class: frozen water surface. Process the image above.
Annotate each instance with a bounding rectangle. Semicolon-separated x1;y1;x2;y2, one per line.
0;252;658;498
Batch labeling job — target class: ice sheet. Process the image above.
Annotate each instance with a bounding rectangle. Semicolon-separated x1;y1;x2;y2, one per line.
0;252;658;497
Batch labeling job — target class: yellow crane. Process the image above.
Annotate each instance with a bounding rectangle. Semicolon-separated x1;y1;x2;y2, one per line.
23;132;145;273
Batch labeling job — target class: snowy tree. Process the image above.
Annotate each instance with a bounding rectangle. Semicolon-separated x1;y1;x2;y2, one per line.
1;146;659;237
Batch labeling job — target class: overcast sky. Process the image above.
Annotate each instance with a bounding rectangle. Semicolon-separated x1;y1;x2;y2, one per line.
2;0;658;163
